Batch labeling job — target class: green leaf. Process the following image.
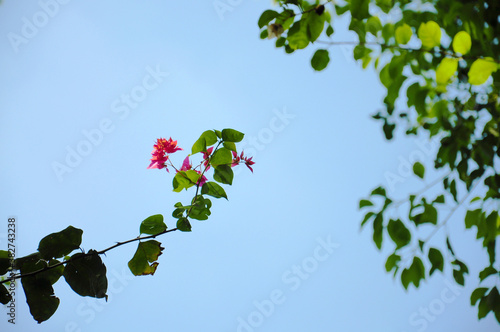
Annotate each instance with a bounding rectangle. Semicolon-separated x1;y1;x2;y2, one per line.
361;211;375;228
465;209;483;229
452;31;471;55
221;128;244;143
223;141;237;152
359;199;374;209
370;186;386;197
385;253;401;273
412;162;425;179
258;10;279;29
326;24;334;37
287;21;309;50
139;214;167;235
128;240;164;276
417;21;441;48
37;226;83;260
452;259;469;286
401;257;426;289
479;266;498;282
366;16;382;36
468;58;498;85
311;49;330;71
436;58;458;85
201;181;228;199
213;165;234;185
191;130;218;155
189;195;212;221
19;253;63;323
0;250;12;275
305;11;325;42
210;147;232;167
395;24;412;44
0;284;11;304
64;250;107;298
471;287;488;306
172;170;200;192
260;29;269;39
350;0;369;20
373;214;383;250
387;219;411;249
176;217;192;232
428;248;444;276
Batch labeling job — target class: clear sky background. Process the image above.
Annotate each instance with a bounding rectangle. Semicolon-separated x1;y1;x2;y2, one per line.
0;1;498;331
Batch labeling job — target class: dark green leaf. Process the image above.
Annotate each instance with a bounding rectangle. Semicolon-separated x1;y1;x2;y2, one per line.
465;209;483;229
214;165;234;185
0;250;12;275
359;199;374;208
258;10;279;28
305;12;325;42
0;284;11;304
38;226;83;260
452;259;469;286
189;195;212;221
446;237;455;256
471;287;489;305
413;162;425;179
311;49;330;71
385;253;400;272
64;250;107;299
176;217;192;232
221;129;244;143
428;248;444;275
139;214;167;235
373;214;383;250
326;24;334;36
370;186;386;197
387;219;411;249
479;266;498;282
202;181;228;199
351;0;369;19
361;211;375;228
128;240;164;276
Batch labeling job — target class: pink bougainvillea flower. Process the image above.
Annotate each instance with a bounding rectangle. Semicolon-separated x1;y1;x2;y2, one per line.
147;137;183;171
231;151;255;173
201;147;214;170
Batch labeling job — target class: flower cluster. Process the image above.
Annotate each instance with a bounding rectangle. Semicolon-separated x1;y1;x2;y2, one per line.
147;137;182;171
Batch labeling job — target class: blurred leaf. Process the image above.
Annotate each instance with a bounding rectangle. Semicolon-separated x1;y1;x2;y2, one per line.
373;214;383;250
0;284;11;304
385;253;400;273
258;10;278;29
452;259;469;286
387;219;411;249
412;162;425;179
351;0;369;19
139;214;167;235
417;21;441;48
359;199;374;208
311;49;330;71
436;58;458;85
0;250;11;275
452;31;471;55
38;226;83;260
326;24;334;36
395;24;412;44
64;250;107;299
128;241;164;276
287;21;309;50
468;58;498;85
479;266;497;282
428;248;444;275
471;287;488;305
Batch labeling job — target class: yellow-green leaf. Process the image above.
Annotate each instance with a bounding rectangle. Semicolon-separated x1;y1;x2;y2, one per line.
436;58;458;84
395;24;412;45
417;21;441;48
452;31;471;55
468;57;498;85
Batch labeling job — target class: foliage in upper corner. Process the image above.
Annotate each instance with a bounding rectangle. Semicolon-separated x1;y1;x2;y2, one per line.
260;0;500;324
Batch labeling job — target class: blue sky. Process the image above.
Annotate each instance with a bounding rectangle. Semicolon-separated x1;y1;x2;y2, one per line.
0;1;498;331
